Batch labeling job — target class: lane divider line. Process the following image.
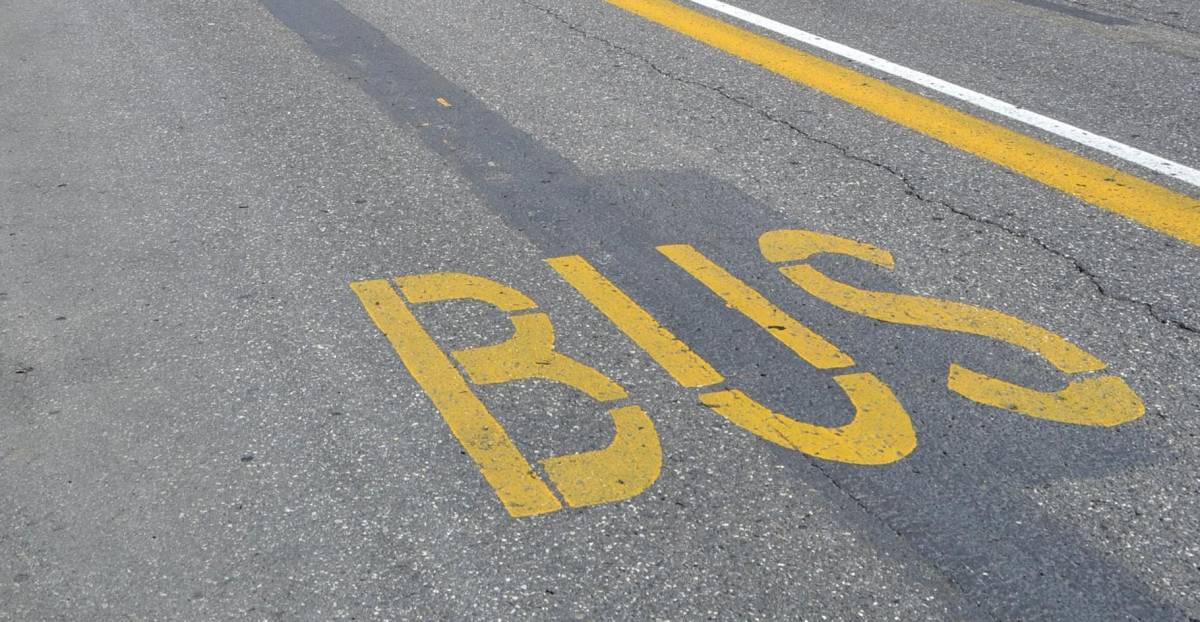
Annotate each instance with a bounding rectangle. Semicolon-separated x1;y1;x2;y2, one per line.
604;0;1200;245
681;0;1200;189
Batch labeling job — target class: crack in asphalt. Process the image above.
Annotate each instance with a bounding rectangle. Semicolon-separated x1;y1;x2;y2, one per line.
515;0;760;110
926;195;1200;336
519;0;1200;338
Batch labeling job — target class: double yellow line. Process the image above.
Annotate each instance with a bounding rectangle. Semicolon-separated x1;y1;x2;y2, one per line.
605;0;1200;245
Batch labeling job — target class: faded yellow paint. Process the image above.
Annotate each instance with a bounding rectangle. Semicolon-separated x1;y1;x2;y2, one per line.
658;243;854;369
654;243;915;463
778;263;1104;373
349;279;562;517
947;364;1144;427
546;254;724;387
354;272;663;516
453;312;628;402
700;372;916;465
397;272;536;312
605;0;1200;245
760;228;895;269
761;228;1145;427
764;229;1104;373
540;405;663;507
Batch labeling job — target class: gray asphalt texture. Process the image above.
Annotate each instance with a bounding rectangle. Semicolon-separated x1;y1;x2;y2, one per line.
2;0;1199;620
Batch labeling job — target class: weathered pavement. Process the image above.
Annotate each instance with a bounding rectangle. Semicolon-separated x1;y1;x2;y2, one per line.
2;0;1199;619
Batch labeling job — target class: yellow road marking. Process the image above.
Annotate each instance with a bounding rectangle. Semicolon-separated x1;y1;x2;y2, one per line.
699;372;916;465
454;312;629;402
947;364;1144;427
539;404;663;507
355;273;665;515
605;0;1200;245
551;251;917;464
658;244;854;369
546;255;724;387
759;229;1105;373
760;228;1145;426
349;279;563;517
783;261;1107;372
398;272;535;311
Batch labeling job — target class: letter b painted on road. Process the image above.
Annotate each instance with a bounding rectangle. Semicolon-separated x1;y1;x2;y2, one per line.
350;273;661;518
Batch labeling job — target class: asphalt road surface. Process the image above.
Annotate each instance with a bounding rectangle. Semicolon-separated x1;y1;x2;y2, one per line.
3;0;1200;619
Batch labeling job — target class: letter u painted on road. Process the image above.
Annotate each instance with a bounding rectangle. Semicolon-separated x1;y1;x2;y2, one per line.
652;245;918;465
350;274;661;517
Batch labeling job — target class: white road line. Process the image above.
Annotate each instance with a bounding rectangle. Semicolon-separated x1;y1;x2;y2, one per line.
682;0;1200;189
